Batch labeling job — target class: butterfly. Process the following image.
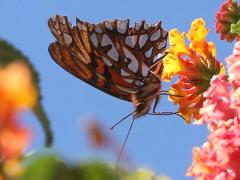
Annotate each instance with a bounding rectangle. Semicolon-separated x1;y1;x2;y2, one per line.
48;15;169;121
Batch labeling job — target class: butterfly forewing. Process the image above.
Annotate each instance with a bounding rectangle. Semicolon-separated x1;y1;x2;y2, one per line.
48;15;168;103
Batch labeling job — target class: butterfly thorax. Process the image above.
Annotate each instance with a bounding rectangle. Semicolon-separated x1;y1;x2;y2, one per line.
131;75;161;118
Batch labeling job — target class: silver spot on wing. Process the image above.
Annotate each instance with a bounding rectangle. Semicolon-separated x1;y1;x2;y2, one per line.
145;47;153;58
107;48;119;61
63;33;72;45
90;32;98;47
101;34;113;46
123;47;139;73
158;39;167;49
95;24;102;33
101;34;119;61
139;34;148;49
150;30;161;41
142;63;149;77
104;21;113;30
153;53;165;62
125;35;137;48
121;69;130;76
144;22;150;30
117;20;128;33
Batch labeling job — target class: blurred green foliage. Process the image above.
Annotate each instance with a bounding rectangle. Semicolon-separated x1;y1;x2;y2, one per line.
20;155;170;180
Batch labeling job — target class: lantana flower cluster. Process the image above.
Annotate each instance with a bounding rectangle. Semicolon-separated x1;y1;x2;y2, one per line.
215;0;240;42
162;18;224;123
187;41;240;179
0;61;36;179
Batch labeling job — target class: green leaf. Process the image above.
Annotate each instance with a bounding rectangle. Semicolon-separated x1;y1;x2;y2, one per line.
22;157;121;180
0;38;53;146
21;155;66;180
33;102;53;146
78;162;120;180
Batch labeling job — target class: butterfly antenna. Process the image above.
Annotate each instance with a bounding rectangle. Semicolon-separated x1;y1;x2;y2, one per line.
116;117;135;167
110;111;135;130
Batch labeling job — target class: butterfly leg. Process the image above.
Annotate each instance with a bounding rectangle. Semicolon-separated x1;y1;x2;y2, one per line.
152;90;183;113
147;111;185;121
158;90;184;97
152;95;160;113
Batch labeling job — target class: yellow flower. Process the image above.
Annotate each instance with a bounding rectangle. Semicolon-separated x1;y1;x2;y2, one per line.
162;18;224;123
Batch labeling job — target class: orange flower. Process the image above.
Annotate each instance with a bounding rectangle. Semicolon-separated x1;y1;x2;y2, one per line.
162;18;224;123
0;61;37;109
0;61;36;178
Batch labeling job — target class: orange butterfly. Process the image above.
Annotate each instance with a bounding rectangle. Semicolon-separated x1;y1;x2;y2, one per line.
48;15;169;121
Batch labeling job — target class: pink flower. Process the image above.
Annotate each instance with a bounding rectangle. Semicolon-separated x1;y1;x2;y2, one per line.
215;0;240;42
187;41;240;179
227;41;240;87
231;87;240;114
198;75;237;129
188;123;240;179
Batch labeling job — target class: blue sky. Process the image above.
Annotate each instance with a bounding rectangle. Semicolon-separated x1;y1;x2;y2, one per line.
1;0;234;179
